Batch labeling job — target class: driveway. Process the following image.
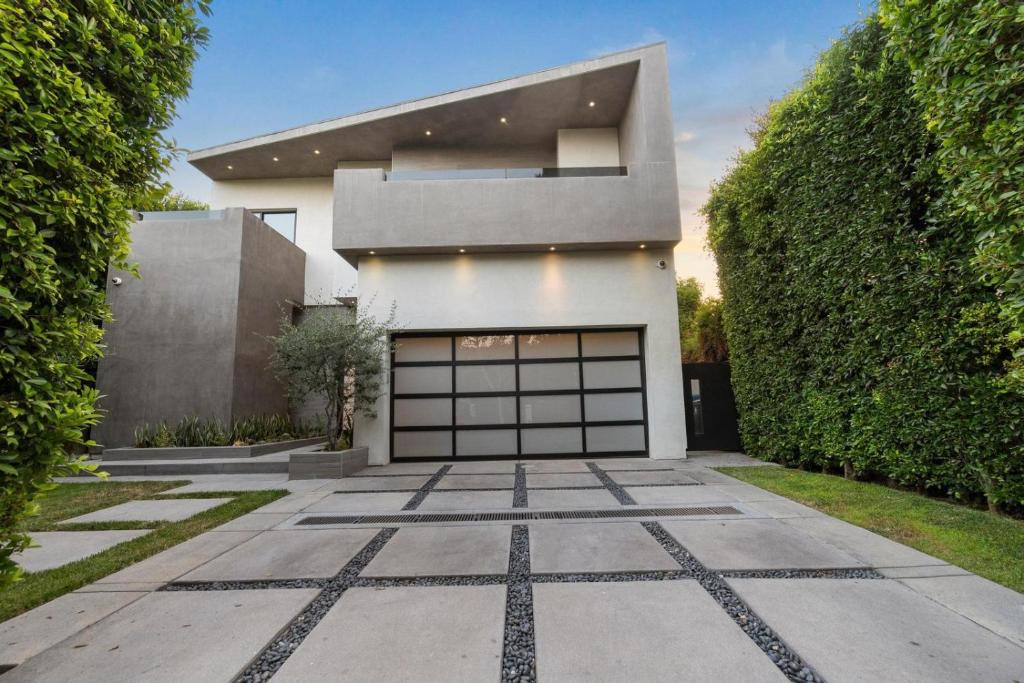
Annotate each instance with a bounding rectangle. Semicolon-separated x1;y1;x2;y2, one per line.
3;454;1022;682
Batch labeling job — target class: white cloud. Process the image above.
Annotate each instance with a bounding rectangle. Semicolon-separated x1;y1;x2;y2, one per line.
674;130;696;144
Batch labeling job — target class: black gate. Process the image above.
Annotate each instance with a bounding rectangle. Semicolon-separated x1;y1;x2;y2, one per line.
682;363;742;451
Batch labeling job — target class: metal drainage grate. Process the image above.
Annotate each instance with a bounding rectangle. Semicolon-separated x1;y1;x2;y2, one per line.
295;506;741;526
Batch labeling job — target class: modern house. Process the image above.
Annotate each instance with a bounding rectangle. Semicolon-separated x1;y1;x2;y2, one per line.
94;43;687;462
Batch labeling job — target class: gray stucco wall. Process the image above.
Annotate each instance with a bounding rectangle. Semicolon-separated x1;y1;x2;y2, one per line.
93;208;305;447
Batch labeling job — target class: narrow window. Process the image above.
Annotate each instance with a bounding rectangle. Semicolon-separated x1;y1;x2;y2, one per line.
690;378;704;436
252;210;297;242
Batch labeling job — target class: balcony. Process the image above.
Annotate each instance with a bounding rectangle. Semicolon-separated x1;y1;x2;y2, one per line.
332;161;679;264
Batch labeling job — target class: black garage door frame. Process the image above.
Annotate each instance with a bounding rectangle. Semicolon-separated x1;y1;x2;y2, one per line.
389;327;649;460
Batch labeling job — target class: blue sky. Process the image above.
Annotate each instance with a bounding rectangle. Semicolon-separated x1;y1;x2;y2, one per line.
166;0;870;293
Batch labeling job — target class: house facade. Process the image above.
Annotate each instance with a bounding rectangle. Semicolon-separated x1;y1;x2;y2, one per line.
97;44;687;461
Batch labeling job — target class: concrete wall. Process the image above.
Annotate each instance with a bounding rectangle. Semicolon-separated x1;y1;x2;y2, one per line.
392;145;555;171
210;178;354;303
354;249;686;464
556;128;620;167
93;209;305;447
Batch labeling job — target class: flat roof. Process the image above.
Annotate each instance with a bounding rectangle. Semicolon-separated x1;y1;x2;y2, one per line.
188;44;662;180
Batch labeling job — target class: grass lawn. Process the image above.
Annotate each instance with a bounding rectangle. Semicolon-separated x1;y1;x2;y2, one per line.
1;481;287;622
719;466;1024;593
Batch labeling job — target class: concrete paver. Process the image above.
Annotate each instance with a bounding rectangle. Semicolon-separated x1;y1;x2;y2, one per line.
729;578;1024;682
435;473;515;489
625;484;740;505
2;589;318;683
447;461;517;474
363;526;511;576
15;530;149;572
181;528;379;581
332;475;429;491
897;574;1024;647
533;581;787;682
608;470;700;486
212;512;293;532
530;522;679;573
661;519;863;570
417;490;513;510
780;516;945;568
0;592;144;667
98;530;259;584
273;586;505;682
302;492;415;513
526;489;621;509
526;472;601;488
60;498;231;524
520;460;591;473
355;462;444;476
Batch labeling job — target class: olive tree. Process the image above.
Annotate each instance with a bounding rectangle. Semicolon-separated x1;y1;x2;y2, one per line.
270;303;398;451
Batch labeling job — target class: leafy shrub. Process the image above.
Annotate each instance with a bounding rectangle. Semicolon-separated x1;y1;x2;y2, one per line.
881;0;1024;386
132;415;323;448
0;1;209;586
703;18;1024;511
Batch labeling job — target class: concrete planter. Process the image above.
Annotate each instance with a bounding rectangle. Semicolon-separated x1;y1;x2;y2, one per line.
101;436;326;461
289;447;369;480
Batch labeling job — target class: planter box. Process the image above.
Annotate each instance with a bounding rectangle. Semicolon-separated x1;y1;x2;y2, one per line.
101;436;326;461
289;447;369;480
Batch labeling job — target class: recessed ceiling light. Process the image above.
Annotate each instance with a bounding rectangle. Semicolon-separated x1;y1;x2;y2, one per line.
499;117;508;124
314;149;320;155
272;156;279;162
459;248;466;253
588;101;596;107
425;130;432;136
227;165;233;170
639;244;646;249
549;246;556;251
368;250;375;255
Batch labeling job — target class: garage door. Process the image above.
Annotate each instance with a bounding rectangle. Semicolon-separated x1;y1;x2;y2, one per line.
390;328;648;459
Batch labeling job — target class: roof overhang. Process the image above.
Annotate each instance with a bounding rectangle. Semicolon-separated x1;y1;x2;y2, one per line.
187;45;662;181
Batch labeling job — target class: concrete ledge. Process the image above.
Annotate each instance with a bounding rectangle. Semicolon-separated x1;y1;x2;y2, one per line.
102;437;325;461
289;448;369;480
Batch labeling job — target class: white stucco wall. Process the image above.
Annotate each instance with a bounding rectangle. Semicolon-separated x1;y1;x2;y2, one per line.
557;128;621;168
210;178;354;303
355;249;686;464
392;145;555;171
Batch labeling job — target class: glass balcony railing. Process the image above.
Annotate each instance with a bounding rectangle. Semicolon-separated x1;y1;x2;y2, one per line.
383;166;627;181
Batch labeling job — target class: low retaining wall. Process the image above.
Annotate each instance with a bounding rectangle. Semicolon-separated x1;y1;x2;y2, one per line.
101;437;326;461
289;447;369;480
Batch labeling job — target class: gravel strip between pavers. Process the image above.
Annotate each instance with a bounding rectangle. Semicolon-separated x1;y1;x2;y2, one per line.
352;575;508;588
531;570;691;583
162;578;328;591
642;522;825;683
502;525;536;683
717;568;884;580
513;465;528;508
233;527;398;683
586;461;638;504
401;465;451;510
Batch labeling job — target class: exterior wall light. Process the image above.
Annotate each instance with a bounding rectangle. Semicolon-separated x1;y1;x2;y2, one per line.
639;244;646;249
272;157;279;162
369;250;375;255
227;165;233;170
314;150;321;155
549;246;556;251
459;248;466;253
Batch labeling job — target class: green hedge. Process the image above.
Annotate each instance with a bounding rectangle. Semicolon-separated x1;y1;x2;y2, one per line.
703;18;1024;511
0;0;208;586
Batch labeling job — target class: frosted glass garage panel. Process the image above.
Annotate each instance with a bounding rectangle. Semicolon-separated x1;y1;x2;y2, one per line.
393;366;451;394
585;425;646;452
521;427;583;454
456;365;515;392
456;397;516;425
582;360;642;389
455;335;515;360
393;398;452;427
581;331;640;357
584;392;644;422
393;431;452;458
394;337;451;363
519;363;579;391
518;333;578;359
456;430;517;456
520;395;581;424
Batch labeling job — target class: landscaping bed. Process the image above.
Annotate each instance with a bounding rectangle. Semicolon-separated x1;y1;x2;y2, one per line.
102;436;325;460
719;466;1024;593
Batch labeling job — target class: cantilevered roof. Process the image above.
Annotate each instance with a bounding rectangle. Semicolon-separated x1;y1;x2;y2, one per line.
187;45;661;181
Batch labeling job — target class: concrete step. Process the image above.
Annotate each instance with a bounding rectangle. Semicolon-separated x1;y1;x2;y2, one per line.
82;455;289;476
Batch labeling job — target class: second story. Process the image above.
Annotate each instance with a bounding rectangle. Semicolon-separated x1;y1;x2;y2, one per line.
189;44;681;268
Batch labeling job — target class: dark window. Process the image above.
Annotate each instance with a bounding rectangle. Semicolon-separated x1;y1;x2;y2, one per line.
251;210;297;242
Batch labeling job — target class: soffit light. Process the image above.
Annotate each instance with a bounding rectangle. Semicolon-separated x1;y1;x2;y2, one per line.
227;165;233;170
549;246;556;251
314;149;321;155
369;250;375;255
588;101;596;107
272;156;279;162
459;248;466;253
499;117;508;124
425;130;432;136
639;244;646;249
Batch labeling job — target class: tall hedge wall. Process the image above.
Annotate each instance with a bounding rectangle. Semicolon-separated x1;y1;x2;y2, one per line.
703;18;1024;510
0;0;208;585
